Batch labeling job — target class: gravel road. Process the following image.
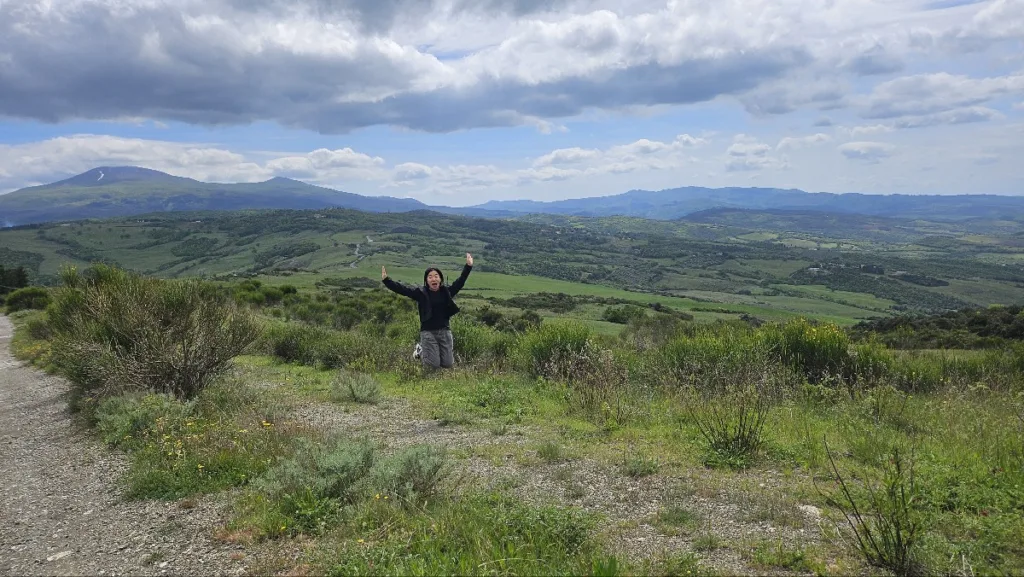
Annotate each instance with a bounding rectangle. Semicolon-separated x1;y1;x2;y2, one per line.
0;316;249;577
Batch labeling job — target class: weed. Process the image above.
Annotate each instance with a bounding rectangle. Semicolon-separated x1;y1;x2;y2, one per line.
330;370;381;404
748;539;823;573
537;440;565;463
692;533;722;552
622;452;660;478
822;441;926;577
688;372;780;470
654;504;698;535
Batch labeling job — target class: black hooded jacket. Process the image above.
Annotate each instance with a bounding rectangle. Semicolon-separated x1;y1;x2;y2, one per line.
382;264;472;331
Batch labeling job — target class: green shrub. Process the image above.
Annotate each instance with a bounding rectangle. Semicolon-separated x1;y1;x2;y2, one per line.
331;370;382;404
4;286;50;313
687;364;790;469
265;322;399;371
25;316;52;341
95;393;193;449
762;319;852;384
516;320;597;381
369;445;449;507
251;436;377;535
47;264;258;401
660;326;768;387
602;304;647;324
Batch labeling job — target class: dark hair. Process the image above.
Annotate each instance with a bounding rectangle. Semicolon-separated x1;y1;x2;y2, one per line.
423;267;445;285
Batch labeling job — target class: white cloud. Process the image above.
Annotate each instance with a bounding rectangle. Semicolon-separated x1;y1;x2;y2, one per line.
0;0;1019;133
838;141;895;162
776;133;831;151
392;162;434;182
725;134;785;172
533;147;601;167
862;73;1024;119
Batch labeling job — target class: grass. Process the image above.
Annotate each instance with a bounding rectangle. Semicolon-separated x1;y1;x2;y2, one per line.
8;266;1024;576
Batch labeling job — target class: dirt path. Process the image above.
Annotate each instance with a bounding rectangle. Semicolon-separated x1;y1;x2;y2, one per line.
0;316;253;577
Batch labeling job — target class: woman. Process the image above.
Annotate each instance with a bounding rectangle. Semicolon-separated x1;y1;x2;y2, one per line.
381;253;473;370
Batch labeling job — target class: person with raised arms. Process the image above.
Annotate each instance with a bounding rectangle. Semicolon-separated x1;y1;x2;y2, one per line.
381;253;474;370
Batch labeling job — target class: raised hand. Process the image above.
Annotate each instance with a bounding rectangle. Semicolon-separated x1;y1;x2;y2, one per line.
466;252;474;267
382;266;388;280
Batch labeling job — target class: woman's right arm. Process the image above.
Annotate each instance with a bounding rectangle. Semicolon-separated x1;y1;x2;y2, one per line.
382;266;417;298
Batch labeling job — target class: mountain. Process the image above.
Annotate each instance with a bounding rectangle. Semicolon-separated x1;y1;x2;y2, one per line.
0;167;428;226
471;186;1024;221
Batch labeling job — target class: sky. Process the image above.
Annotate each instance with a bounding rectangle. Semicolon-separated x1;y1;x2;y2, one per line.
0;0;1022;207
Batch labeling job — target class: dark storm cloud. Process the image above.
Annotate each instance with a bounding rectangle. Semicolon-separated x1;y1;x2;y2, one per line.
0;1;809;133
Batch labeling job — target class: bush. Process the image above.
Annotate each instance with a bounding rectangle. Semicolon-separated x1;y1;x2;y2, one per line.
516;320;597;381
254;436;377;534
762;319;852;384
660;326;768;386
331;370;381;404
823;443;926;577
47;264;259;401
602;304;647;325
622;313;692;351
25;316;52;341
94;393;192;449
369;445;449;507
264;320;409;373
685;361;791;469
4;286;50;313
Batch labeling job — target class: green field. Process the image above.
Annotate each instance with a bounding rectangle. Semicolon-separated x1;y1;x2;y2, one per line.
2;206;1023;326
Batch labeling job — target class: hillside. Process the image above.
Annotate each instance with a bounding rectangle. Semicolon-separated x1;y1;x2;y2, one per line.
0;167;428;226
3;207;1024;329
5;167;1024;228
473;186;1024;221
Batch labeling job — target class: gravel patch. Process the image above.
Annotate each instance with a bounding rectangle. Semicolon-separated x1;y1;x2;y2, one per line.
0;316;258;577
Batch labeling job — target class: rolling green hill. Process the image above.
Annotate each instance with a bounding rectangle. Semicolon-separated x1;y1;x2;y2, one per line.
3;206;1023;328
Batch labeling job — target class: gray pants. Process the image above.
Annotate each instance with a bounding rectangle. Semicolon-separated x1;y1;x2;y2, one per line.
420;329;454;369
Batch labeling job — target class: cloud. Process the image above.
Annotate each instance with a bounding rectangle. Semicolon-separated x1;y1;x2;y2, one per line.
839;124;895;137
776;133;831;151
533;147;601;167
392;162;434;182
0;0;821;133
390;131;708;192
840;45;904;76
862;73;1024;119
813;117;834;127
0;135;387;192
725;134;784;172
838;141;895;162
892;106;1004;128
1014;102;1024;110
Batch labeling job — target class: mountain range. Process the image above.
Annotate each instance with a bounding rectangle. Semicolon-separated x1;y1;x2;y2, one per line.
1;166;1023;227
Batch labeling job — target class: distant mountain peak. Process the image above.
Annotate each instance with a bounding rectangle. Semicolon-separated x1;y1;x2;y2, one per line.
51;166;188;188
